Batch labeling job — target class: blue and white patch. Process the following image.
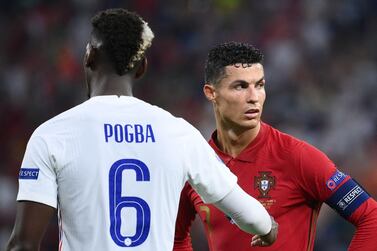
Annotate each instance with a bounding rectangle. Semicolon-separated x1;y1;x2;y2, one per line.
326;170;346;190
326;179;370;218
19;168;40;180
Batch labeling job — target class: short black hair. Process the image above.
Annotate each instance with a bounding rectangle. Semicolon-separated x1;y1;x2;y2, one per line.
205;42;264;84
91;8;145;75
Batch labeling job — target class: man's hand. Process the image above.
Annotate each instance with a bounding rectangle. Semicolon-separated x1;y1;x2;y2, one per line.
251;216;278;247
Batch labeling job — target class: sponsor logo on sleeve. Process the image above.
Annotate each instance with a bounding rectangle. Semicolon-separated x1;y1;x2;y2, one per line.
326;170;346;190
19;168;40;180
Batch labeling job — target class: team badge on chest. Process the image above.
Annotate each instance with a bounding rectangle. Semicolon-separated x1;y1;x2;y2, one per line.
254;171;276;198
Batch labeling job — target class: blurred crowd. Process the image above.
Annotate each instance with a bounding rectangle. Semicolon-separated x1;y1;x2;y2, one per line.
0;0;376;250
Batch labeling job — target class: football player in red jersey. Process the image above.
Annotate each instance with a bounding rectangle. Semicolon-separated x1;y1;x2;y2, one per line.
173;42;377;251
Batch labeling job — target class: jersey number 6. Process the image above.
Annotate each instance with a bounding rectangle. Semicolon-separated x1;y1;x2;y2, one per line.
109;159;151;247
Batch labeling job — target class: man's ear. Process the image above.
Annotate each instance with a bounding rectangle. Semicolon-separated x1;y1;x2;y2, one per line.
134;57;147;79
84;43;98;70
203;83;216;102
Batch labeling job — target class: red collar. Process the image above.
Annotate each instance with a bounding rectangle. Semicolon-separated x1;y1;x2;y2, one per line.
208;122;268;163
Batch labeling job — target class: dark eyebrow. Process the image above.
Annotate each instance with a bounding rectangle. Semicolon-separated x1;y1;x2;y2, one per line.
256;76;265;84
230;76;265;85
230;80;249;85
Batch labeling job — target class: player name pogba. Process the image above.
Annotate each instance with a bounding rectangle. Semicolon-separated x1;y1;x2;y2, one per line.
104;123;155;143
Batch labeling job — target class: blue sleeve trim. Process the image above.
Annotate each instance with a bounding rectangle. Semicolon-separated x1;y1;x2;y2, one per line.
326;178;370;218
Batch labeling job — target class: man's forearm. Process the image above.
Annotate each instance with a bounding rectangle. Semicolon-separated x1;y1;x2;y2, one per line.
348;198;377;251
214;184;272;235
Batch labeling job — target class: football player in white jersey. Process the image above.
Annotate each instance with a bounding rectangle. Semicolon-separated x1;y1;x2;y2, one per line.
6;8;277;251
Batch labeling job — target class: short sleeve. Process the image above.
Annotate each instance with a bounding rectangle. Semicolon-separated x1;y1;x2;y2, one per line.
183;128;237;204
16;133;58;208
294;141;345;202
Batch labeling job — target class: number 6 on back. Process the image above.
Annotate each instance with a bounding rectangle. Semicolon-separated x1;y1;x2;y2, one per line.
109;159;151;247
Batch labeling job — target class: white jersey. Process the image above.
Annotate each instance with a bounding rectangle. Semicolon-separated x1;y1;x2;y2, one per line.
17;95;237;251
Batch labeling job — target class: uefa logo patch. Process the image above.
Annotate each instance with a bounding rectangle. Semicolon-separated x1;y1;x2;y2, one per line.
326;170;346;190
19;168;40;180
327;180;336;190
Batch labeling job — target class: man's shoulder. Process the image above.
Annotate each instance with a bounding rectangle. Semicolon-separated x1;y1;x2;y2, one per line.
131;98;192;126
144;104;200;136
263;122;307;151
33;101;89;137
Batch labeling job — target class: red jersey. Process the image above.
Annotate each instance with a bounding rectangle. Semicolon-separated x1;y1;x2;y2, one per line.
174;122;377;251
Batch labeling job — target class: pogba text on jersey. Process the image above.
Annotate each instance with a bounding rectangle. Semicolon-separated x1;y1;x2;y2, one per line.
104;123;156;143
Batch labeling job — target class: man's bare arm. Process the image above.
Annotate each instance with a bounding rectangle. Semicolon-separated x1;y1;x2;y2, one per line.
6;201;55;251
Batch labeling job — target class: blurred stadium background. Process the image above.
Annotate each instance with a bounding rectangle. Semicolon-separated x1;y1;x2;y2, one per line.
0;0;376;250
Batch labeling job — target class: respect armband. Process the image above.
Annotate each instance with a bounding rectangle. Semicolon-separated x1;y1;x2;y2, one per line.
326;178;370;218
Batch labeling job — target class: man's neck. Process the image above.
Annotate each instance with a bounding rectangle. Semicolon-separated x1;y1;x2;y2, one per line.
89;73;133;97
215;122;261;158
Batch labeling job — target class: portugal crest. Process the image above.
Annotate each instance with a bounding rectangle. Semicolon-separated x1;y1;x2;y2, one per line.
254;171;276;198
